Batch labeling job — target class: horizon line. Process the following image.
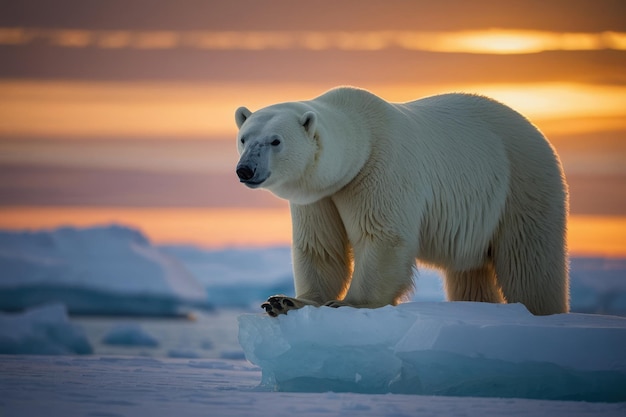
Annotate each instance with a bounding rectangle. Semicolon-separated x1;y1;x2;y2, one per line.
1;28;625;54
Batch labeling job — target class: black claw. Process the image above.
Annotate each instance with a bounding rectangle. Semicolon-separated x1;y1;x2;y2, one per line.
262;296;299;317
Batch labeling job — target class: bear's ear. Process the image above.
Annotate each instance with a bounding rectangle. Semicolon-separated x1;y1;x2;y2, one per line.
299;111;317;137
235;107;252;128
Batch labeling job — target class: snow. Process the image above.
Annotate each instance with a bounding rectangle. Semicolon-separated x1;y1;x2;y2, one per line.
101;323;159;347
0;225;211;316
1;224;626;415
238;302;626;402
2;355;625;417
0;304;92;355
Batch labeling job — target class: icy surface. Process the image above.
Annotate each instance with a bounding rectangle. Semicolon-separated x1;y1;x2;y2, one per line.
1;226;626;414
0;304;92;354
3;355;624;417
238;302;626;401
101;323;159;347
73;309;243;360
0;225;210;316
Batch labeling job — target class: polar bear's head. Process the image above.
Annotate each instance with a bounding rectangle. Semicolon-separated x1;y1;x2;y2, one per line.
234;104;322;204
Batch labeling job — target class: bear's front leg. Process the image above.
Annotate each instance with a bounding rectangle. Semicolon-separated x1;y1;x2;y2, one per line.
261;200;352;317
339;239;416;309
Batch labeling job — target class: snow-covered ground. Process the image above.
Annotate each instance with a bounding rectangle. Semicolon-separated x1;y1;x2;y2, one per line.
3;354;624;417
0;303;625;416
1;224;626;416
0;356;626;417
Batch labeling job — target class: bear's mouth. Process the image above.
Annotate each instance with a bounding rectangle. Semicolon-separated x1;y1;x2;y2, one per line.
242;179;264;188
240;174;270;188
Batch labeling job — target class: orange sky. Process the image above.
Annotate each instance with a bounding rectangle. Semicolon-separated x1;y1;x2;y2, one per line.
1;80;626;139
0;207;623;258
0;1;624;255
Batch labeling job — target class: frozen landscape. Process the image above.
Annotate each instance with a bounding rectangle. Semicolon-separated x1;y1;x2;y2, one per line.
1;225;626;416
0;226;210;316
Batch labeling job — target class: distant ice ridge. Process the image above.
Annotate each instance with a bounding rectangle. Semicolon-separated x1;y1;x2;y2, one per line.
160;245;295;308
0;225;211;316
570;257;626;316
0;304;92;354
1;224;624;318
101;323;159;347
238;302;626;402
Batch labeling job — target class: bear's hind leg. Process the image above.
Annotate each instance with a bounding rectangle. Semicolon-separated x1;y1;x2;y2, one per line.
444;264;505;304
492;216;569;315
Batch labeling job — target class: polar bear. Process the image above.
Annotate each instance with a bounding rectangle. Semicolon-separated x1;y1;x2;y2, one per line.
235;87;569;316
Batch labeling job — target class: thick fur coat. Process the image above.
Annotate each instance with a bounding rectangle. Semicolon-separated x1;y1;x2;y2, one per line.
235;87;569;316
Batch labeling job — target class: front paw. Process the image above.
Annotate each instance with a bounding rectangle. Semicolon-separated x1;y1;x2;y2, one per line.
261;295;302;317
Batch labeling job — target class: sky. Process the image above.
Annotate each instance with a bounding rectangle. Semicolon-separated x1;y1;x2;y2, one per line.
0;0;625;254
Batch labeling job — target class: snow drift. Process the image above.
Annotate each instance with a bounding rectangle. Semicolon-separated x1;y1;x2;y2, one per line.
0;304;92;354
0;225;210;316
238;302;626;402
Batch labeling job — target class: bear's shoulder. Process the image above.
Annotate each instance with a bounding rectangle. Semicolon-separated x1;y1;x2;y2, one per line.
316;86;385;105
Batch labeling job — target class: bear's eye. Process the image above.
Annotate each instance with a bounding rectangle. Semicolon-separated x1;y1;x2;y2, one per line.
240;137;245;145
270;138;281;146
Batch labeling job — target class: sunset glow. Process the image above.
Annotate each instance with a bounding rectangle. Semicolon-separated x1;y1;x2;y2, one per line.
0;208;623;257
0;207;293;248
1;28;625;54
430;30;626;54
1;80;625;139
0;3;624;258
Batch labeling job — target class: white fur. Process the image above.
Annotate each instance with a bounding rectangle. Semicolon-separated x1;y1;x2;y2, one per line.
236;87;569;315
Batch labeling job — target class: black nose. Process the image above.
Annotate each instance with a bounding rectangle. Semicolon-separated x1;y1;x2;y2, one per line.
236;165;255;181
